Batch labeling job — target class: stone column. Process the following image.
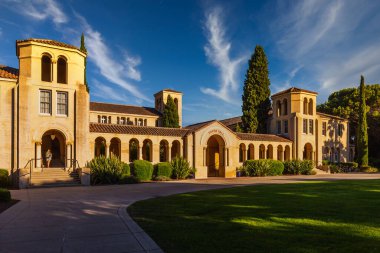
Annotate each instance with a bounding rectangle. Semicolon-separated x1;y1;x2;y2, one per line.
168;144;172;161
105;145;109;158
36;142;42;168
180;142;183;157
138;145;143;160
66;144;72;168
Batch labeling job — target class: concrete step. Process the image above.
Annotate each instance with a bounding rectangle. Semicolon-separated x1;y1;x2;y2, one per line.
30;169;81;187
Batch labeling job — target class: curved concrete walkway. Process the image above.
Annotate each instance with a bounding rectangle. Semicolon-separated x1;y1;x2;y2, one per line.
0;173;379;253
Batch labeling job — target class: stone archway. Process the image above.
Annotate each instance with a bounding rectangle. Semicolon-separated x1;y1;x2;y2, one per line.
206;134;225;177
303;143;313;160
41;129;66;168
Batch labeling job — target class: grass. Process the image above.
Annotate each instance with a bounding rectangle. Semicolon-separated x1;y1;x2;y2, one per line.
128;180;380;253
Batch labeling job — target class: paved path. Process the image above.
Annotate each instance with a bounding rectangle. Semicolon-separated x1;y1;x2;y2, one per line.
0;173;379;253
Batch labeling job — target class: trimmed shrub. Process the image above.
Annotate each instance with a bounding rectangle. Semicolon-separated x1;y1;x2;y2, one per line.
329;162;359;173
87;156;123;185
0;188;11;202
360;166;378;173
119;174;140;184
132;160;154;181
155;162;173;178
171;157;195;179
0;169;9;188
243;160;284;177
122;162;131;176
283;160;314;175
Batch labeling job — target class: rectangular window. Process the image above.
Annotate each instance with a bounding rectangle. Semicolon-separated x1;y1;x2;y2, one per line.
57;92;68;116
303;119;308;134
322;122;327;136
338;124;343;137
309;119;314;134
284;120;288;134
40;90;51;114
277;121;281;134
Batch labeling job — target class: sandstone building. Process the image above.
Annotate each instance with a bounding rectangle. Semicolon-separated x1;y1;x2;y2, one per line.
0;39;351;186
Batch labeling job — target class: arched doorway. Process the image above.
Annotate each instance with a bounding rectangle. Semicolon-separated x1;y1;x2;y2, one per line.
129;139;139;162
95;137;106;157
303;143;313;160
206;135;225;177
142;139;153;162
160;140;169;162
110;138;121;159
41;130;66;168
171;140;181;159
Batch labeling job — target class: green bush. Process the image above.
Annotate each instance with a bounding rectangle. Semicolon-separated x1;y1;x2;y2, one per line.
0;169;9;188
243;160;284;177
154;175;171;181
122;162;131;176
155;162;173;178
283;160;314;175
322;160;329;166
87;156;123;185
329;162;359;173
360;166;379;173
132;160;154;181
171;157;195;179
0;188;11;202
330;164;341;174
119;174;140;184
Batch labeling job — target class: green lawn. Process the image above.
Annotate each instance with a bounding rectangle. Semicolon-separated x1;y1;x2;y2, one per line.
128;180;380;253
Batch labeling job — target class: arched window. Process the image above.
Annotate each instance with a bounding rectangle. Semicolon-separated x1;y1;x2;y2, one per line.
160;140;169;162
247;144;254;160
41;54;52;82
239;143;246;163
276;100;282;117
267;145;273;159
259;144;265;159
303;98;308;115
171;140;181;159
57;57;67;84
308;98;313;115
283;99;288;115
142;139;152;162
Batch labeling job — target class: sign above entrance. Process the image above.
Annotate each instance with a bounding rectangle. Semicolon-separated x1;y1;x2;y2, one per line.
208;129;224;136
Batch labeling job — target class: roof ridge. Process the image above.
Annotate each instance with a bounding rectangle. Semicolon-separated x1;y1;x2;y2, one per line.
90;122;189;131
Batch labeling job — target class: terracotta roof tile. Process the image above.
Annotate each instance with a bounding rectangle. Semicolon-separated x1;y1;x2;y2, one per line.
0;65;18;79
271;87;318;97
90;123;189;137
317;112;347;121
90;102;161;117
220;116;242;127
185;120;216;131
16;38;85;53
237;133;292;143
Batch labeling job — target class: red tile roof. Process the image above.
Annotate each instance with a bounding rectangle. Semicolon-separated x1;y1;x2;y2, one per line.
317;112;347;121
237;133;292;143
90;123;188;137
16;38;85;53
0;65;18;80
220;116;242;127
271;87;318;97
90;102;161;117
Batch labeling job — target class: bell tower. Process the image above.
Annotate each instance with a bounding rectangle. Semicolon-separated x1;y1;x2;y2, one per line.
154;89;183;127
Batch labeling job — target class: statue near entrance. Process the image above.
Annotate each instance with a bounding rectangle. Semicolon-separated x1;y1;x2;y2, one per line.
46;149;52;168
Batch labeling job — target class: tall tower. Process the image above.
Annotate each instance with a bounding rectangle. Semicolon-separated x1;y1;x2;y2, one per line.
154;89;183;127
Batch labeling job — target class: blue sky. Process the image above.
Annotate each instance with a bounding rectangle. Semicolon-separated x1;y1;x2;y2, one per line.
1;0;380;125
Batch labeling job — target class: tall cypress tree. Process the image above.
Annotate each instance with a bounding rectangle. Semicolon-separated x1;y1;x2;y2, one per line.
162;95;179;128
241;45;271;133
357;75;368;166
80;33;90;92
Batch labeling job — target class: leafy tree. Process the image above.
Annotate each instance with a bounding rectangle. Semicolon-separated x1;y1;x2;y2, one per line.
162;95;179;128
317;83;380;163
357;76;369;166
241;45;271;133
80;33;90;92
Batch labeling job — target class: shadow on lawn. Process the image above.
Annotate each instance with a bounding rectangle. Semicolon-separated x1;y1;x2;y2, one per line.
129;180;380;253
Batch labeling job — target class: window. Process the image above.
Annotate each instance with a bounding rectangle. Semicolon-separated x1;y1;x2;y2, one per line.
284;120;288;134
40;90;51;114
120;117;125;125
303;98;308;115
309;119;314;134
276;101;282;117
277;121;281;134
338;124;343;137
322;122;327;136
101;116;107;123
57;57;67;84
41;55;52;82
303;119;308;134
308;98;313;115
57;92;68;116
283;99;288;115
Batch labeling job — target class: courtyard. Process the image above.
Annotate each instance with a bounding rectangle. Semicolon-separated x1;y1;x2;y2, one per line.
0;174;379;252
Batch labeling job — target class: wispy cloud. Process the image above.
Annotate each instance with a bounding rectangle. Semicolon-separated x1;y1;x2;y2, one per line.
75;14;150;102
271;0;380;99
91;80;129;103
3;0;67;25
200;7;245;104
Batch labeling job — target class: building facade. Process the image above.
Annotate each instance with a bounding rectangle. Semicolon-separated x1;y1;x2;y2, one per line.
0;39;350;185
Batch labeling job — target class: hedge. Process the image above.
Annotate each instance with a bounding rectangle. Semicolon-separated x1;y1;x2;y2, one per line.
283;159;314;175
329;162;359;173
119;174;140;184
0;188;11;202
243;160;284;177
0;169;9;188
122;162;131;176
132;160;154;181
155;162;172;178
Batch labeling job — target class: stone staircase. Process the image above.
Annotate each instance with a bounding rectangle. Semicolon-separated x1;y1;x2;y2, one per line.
30;168;81;187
